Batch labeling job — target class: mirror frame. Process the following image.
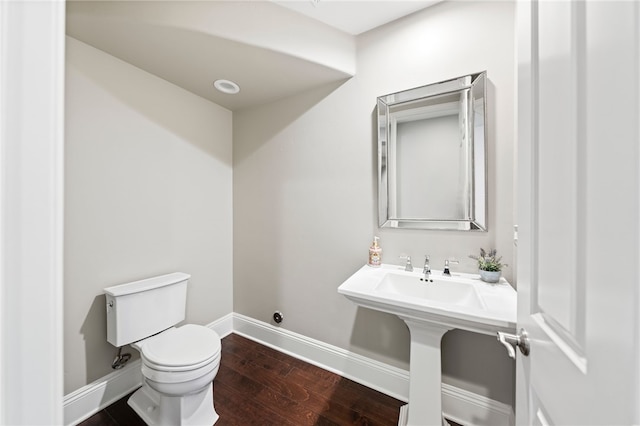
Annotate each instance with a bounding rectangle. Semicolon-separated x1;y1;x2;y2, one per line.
377;71;488;231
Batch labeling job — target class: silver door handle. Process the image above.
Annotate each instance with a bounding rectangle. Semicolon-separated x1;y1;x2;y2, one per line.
497;328;530;358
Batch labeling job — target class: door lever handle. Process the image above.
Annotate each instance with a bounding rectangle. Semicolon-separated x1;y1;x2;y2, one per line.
497;328;530;358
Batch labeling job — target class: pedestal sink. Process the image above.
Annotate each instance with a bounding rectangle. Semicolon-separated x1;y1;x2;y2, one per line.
338;264;516;426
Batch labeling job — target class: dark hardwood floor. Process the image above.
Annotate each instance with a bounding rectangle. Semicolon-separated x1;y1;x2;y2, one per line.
78;333;462;426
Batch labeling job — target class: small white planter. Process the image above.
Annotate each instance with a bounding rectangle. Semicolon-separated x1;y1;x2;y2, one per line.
479;270;501;283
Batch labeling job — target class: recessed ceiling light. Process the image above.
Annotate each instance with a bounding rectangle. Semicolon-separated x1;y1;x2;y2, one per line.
213;79;240;94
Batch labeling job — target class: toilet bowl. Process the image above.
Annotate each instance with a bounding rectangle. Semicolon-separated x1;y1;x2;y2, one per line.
104;273;222;426
129;324;221;426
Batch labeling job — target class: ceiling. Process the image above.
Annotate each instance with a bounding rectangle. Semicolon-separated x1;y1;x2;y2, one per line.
273;1;440;35
66;1;439;111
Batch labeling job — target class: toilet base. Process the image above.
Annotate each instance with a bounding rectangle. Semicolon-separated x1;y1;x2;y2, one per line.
128;382;218;426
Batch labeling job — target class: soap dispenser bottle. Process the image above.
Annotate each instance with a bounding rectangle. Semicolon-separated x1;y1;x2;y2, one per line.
368;236;382;267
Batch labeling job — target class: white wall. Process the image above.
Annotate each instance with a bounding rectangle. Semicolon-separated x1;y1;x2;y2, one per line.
234;1;516;406
64;37;233;394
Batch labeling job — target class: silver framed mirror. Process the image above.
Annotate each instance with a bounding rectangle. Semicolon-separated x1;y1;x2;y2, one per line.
377;71;487;231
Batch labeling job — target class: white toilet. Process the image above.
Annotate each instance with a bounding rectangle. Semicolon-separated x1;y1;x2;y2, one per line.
104;272;221;426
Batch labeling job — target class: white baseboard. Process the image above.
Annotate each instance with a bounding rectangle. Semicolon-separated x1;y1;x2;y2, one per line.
442;383;514;426
63;359;142;426
208;312;234;338
64;312;513;426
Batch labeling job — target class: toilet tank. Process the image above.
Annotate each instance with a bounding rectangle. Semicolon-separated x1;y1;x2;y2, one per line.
104;272;189;347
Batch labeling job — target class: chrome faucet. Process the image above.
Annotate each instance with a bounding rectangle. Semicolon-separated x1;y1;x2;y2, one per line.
422;255;431;280
443;259;460;276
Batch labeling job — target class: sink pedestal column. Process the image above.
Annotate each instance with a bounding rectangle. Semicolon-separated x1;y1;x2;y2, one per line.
398;318;452;426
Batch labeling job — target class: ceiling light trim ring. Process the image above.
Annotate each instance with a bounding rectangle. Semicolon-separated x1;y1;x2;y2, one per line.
213;79;240;94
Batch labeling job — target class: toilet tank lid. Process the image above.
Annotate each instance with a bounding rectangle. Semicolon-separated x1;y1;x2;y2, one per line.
104;272;190;297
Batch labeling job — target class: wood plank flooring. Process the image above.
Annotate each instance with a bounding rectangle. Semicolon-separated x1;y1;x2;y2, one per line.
78;333;461;426
215;333;404;425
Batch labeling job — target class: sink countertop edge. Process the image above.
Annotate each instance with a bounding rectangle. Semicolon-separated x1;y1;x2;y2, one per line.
339;289;516;336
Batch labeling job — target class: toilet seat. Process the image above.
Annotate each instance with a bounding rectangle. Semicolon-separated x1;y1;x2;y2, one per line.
138;324;221;373
142;357;219;385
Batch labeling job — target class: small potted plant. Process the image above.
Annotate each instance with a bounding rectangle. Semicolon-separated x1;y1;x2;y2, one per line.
469;248;506;283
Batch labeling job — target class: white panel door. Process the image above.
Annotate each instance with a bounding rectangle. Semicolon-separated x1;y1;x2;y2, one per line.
517;1;640;425
0;1;65;424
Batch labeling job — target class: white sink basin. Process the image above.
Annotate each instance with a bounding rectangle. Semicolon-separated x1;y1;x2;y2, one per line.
338;263;517;425
338;264;516;335
376;273;486;310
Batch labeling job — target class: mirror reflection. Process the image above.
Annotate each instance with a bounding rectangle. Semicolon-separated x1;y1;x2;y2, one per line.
377;72;487;231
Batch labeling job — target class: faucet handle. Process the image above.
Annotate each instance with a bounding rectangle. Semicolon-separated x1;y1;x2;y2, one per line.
399;254;413;272
443;258;459;276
